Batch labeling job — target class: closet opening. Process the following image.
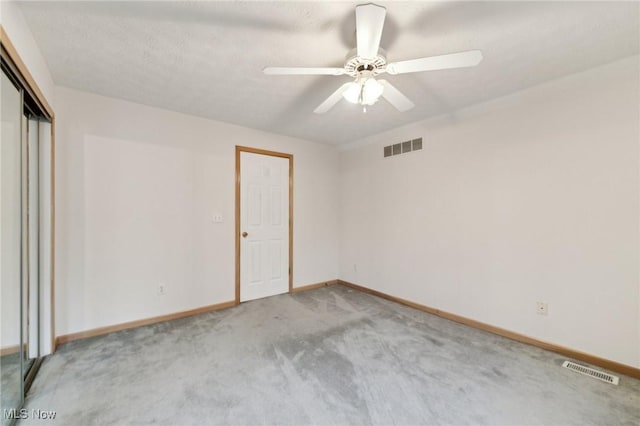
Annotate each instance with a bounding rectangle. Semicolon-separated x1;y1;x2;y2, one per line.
1;31;55;424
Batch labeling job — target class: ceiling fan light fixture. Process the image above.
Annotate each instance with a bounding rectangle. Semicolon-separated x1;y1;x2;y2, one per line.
342;77;384;106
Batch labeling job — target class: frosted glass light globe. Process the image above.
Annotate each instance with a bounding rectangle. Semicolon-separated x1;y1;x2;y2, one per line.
361;78;384;105
342;82;361;104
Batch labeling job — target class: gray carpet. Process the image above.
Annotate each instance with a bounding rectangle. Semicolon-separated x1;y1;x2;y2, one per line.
20;286;640;425
1;352;22;425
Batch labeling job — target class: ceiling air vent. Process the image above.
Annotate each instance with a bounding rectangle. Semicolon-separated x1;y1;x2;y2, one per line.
384;137;422;158
562;361;619;385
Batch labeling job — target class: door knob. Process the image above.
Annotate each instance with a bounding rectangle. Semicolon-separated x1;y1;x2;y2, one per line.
242;232;248;238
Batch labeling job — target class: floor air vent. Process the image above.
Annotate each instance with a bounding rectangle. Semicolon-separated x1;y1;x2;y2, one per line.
562;361;619;385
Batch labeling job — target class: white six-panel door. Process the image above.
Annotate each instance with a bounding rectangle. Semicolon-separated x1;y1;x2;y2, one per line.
240;151;289;302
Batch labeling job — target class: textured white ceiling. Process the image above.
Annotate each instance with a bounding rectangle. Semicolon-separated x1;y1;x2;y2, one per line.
18;1;639;145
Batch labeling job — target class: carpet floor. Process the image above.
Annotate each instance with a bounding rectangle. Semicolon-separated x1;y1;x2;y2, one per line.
1;352;22;424
20;285;640;425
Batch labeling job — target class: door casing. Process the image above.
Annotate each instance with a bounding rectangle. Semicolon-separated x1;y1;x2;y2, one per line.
235;146;293;304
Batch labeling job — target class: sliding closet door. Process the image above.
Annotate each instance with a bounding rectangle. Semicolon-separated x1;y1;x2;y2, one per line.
0;68;24;424
38;120;53;356
25;117;40;367
2;31;55;420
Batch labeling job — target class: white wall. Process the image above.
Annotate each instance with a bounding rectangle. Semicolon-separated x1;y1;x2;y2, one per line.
339;56;640;368
0;1;55;107
54;86;339;336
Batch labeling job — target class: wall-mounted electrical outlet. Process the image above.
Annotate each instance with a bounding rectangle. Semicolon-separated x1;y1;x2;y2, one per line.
536;302;548;315
212;215;223;223
353;264;357;273
158;284;166;296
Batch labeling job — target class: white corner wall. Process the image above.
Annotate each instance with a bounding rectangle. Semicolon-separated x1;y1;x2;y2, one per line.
54;86;339;336
339;56;640;368
0;1;55;106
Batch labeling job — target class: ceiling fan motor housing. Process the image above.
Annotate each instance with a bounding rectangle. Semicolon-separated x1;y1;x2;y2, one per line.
344;48;387;77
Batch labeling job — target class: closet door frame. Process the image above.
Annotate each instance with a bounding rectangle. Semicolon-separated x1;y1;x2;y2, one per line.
0;26;56;356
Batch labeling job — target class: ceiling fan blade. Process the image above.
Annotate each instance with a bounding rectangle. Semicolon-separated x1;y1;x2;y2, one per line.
314;83;352;114
263;67;345;76
378;80;415;112
386;50;483;75
356;4;386;59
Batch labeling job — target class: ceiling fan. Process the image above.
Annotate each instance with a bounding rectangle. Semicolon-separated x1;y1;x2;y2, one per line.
263;3;483;114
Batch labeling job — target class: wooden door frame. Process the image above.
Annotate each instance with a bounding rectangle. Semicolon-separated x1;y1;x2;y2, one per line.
235;146;293;305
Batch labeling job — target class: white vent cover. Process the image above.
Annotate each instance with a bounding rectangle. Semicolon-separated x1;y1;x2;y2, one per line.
562;361;619;385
